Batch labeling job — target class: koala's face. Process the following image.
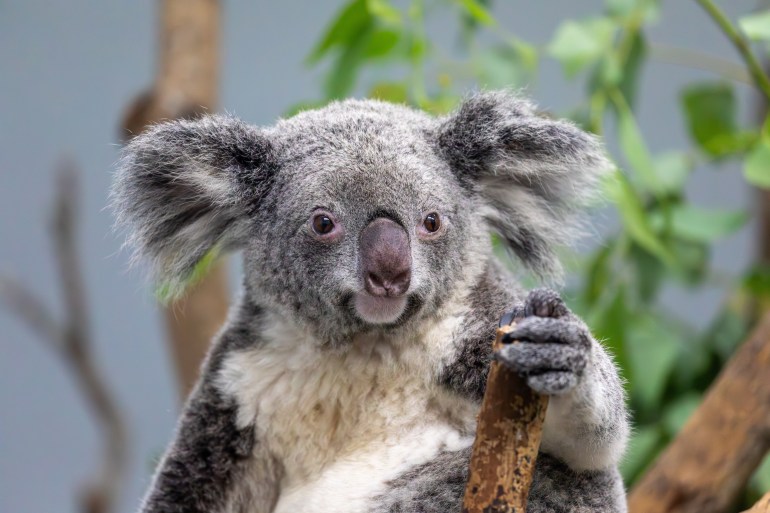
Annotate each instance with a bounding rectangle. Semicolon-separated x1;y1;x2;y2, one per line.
114;92;609;346
241;103;488;341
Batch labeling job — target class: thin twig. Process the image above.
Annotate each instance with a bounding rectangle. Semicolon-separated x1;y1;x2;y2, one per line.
696;0;770;101
0;276;63;350
1;159;128;513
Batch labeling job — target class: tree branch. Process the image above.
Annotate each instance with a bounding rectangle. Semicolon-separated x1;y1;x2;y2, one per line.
696;0;770;101
628;310;770;513
1;159;128;513
120;0;228;403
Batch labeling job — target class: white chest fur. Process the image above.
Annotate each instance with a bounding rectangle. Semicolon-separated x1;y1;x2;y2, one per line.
215;315;477;513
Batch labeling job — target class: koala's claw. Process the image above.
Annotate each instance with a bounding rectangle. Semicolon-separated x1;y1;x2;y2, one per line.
496;289;591;395
523;288;570;319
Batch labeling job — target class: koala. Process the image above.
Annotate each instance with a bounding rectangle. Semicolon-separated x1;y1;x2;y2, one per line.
113;90;629;513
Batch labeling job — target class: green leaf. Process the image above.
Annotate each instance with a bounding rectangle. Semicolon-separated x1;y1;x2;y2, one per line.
626;313;681;411
476;42;539;88
629;242;664;302
681;82;740;157
366;0;402;25
547;18;616;77
583;243;614;305
620;425;663;483
750;453;770;496
323;24;372;99
363;28;400;58
614;91;660;193
368;81;408;103
669;205;748;242
744;139;770;188
607;173;675;266
651;151;692;194
739;10;770;41
589;286;630;377
307;0;371;64
618;31;647;108
456;0;495;26
662;393;702;436
667;238;708;285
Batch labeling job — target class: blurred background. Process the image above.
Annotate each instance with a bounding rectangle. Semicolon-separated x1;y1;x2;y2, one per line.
2;1;770;512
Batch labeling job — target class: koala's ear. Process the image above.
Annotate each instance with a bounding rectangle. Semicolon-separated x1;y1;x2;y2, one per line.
112;114;276;291
436;91;612;278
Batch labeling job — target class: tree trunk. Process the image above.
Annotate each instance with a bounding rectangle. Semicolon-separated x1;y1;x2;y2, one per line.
628;312;770;513
120;0;228;402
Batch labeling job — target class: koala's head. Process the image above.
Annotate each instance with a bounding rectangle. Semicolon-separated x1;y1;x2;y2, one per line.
113;91;610;345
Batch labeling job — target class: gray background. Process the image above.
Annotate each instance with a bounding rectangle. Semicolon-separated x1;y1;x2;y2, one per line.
0;1;759;512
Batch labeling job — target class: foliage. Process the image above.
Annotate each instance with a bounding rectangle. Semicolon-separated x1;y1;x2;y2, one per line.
299;0;770;503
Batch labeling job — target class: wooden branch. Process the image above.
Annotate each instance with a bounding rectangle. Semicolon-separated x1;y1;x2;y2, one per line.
743;493;770;513
1;159;128;513
628;311;770;513
120;0;228;401
462;322;549;513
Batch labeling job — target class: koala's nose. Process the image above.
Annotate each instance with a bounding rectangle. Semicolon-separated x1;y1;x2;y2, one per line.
360;217;411;297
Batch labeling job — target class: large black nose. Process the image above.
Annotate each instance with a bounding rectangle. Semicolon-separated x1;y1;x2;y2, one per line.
360;217;411;297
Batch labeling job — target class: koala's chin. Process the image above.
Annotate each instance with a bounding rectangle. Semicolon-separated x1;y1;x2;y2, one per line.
353;292;408;325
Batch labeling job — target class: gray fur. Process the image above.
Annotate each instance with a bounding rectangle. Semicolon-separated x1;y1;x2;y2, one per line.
372;449;625;513
113;91;627;512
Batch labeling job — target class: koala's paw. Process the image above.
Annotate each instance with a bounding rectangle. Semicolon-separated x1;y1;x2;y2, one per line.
495;288;591;395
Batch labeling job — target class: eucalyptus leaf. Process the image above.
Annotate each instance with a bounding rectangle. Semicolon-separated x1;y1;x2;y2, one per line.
615;92;660;193
477;43;538;88
681;83;740;157
618;31;647;107
307;0;371;64
669;206;748;243
323;24;372;99
366;0;402;25
363;28;400;59
651;151;691;194
547;18;616;77
626;314;681;411
607;173;675;266
456;0;495;26
662;393;702;436
744;139;770;188
738;10;770;41
749;453;770;497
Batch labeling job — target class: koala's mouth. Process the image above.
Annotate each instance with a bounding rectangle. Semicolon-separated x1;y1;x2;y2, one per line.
353;292;409;325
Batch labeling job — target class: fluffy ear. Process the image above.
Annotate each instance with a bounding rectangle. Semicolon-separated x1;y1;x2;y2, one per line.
112;115;276;292
436;90;612;278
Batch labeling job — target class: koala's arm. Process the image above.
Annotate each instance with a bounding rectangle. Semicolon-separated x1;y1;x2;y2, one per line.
439;276;628;472
141;331;281;513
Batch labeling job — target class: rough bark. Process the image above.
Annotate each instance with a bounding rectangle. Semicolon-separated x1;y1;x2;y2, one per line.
120;0;228;401
628;311;770;513
462;323;549;513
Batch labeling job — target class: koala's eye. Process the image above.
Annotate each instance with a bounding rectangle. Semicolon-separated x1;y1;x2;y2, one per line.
423;213;441;233
312;214;335;235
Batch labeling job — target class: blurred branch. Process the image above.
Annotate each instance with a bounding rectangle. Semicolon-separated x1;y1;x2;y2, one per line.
649;42;753;85
696;0;770;101
0;159;127;513
628;310;770;513
120;0;229;402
